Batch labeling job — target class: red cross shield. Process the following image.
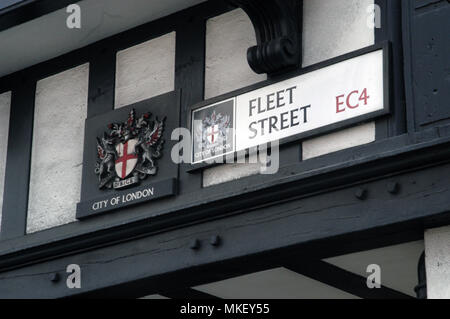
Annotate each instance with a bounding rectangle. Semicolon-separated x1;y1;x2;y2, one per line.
115;139;138;179
207;124;219;144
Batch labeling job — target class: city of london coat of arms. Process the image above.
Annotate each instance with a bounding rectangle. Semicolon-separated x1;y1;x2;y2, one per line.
95;109;165;190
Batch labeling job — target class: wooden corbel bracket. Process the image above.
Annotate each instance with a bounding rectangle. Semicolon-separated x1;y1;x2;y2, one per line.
224;0;303;76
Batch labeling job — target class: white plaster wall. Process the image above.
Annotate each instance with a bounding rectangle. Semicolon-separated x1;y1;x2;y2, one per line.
302;0;375;67
0;91;11;233
325;240;424;296
301;0;376;160
203;9;266;187
203;163;263;188
204;9;266;99
425;226;450;299
194;267;358;299
115;32;176;108
303;122;375;160
27;64;89;233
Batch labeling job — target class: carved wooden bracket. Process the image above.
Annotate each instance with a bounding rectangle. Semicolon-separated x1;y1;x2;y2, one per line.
225;0;302;76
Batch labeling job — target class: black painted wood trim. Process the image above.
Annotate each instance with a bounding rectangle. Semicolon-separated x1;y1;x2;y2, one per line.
87;48;116;118
401;0;416;134
414;251;427;299
0;78;35;240
174;12;207;193
284;260;413;299
0;158;436;299
0;125;449;273
374;0;406;140
175;16;206;122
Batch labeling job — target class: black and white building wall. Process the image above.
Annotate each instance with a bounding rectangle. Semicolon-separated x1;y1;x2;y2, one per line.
0;0;448;299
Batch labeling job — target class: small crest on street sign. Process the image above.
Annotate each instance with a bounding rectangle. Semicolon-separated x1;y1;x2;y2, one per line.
192;99;235;163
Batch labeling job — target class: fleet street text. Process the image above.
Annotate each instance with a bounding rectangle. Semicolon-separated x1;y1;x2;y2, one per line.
249;86;297;116
247;85;311;139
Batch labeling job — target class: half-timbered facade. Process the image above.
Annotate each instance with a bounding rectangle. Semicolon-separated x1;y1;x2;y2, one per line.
0;0;448;299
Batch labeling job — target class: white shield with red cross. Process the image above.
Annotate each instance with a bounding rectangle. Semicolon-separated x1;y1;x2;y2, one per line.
206;124;219;144
115;139;138;179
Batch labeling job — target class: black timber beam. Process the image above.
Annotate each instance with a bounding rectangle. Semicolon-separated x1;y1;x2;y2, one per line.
86;48;116;118
0;159;448;297
0;77;35;240
1;125;450;270
1;127;450;272
374;0;406;139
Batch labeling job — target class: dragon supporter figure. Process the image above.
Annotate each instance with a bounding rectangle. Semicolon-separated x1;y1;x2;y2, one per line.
95;109;165;190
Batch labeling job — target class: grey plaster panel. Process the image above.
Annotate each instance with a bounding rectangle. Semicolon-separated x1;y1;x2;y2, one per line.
0;91;11;233
27;64;89;233
115;32;176;108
